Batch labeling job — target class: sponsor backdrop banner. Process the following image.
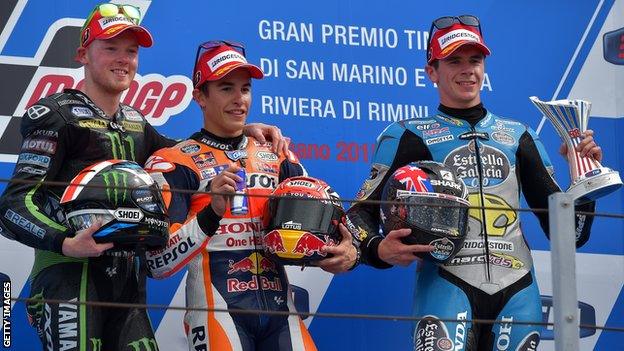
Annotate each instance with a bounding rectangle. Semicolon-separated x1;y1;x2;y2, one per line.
0;0;623;349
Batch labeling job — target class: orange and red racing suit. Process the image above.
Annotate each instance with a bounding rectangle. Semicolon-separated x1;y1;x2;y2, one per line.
144;129;317;351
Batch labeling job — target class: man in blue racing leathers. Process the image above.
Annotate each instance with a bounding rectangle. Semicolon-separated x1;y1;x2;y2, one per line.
345;15;602;351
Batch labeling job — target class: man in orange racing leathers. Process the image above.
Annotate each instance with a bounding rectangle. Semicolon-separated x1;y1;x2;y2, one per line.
143;41;357;351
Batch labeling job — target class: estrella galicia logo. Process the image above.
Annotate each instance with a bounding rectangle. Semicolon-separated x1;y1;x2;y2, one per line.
603;27;624;65
540;295;596;339
102;170;129;206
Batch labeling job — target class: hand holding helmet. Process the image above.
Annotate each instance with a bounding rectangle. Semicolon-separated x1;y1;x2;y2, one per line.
263;176;345;266
60;160;169;253
380;161;470;264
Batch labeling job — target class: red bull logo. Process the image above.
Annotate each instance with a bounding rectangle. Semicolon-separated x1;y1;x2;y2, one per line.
263;230;287;254
227;253;278;275
292;233;331;257
227;257;255;274
259;256;278;274
227;276;282;293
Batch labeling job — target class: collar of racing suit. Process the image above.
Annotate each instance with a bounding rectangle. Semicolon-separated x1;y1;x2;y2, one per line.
199;128;245;149
438;103;487;127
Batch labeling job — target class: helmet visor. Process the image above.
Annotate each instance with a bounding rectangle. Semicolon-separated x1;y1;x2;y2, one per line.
397;191;470;237
268;197;343;235
66;209;114;232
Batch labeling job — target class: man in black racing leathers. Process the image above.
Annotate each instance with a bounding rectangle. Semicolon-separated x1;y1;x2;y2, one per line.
0;4;290;350
345;15;602;351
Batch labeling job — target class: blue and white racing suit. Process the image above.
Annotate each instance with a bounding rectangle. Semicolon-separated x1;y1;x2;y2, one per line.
346;105;595;351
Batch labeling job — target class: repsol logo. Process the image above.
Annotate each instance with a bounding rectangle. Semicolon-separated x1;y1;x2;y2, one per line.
247;173;278;189
146;237;197;270
191;325;207;351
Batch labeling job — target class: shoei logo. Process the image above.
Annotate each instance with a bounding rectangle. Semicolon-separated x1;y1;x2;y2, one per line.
113;208;144;222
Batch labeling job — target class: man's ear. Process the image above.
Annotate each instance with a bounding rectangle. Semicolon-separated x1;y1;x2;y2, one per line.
192;88;204;109
75;46;88;65
425;64;438;84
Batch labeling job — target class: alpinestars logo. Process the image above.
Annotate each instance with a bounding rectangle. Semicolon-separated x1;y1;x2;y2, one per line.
0;3;193;158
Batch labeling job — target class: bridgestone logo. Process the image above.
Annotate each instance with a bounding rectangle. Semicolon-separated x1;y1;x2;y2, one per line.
438;29;480;50
208;51;246;71
99;16;133;29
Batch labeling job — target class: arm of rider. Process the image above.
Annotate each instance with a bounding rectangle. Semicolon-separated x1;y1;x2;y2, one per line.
559;129;603;162
61;219;113;258
317;224;358;274
377;228;434;267
209;163;242;216
242;123;290;156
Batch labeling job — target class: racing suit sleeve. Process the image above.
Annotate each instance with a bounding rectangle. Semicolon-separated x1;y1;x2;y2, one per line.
143;123;178;153
0;100;73;253
144;158;222;278
345;123;432;268
516;128;595;247
278;151;307;181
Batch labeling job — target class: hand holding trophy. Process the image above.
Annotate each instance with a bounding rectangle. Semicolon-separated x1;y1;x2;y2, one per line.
530;96;622;204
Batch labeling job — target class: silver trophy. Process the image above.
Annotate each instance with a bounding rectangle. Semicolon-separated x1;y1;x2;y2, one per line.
530;96;622;203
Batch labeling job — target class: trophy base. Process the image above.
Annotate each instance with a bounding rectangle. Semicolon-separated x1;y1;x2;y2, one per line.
567;168;622;204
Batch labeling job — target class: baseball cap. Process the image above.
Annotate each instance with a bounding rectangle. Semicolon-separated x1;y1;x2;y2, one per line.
80;4;153;48
428;22;491;64
193;43;264;88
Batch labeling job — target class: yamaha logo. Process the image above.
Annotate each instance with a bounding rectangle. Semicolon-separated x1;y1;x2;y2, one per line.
113;208;144;222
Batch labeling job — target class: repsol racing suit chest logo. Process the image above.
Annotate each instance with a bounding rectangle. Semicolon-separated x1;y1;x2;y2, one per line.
444;142;510;187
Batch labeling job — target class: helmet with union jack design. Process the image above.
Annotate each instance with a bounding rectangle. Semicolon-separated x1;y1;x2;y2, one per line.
60;160;169;249
380;161;469;263
263;176;344;266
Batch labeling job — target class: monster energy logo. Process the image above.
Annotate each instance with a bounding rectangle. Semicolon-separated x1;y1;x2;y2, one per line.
102;170;128;206
90;338;102;351
27;290;45;319
105;132;136;161
128;337;158;351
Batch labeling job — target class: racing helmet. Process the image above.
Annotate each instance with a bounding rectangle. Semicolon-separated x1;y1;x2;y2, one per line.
380;161;470;263
263;176;344;265
60;160;169;249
